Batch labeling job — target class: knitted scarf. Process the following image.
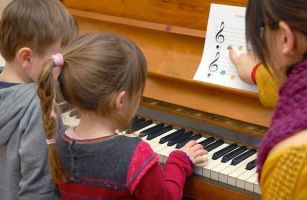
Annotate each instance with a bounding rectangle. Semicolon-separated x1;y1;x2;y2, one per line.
257;58;307;178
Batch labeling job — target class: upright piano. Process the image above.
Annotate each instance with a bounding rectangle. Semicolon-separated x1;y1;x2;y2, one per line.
61;1;273;199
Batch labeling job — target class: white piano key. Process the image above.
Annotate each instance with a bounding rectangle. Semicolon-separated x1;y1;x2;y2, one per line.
245;173;258;192
210;160;232;181
234;168;257;188
194;165;203;176
208;146;244;180
195;137;206;144
134;123;157;136
160;145;177;163
218;154;257;184
254;181;261;194
202;143;229;178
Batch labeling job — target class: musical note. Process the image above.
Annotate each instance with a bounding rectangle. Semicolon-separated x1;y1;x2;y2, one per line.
215;22;225;43
208;52;220;72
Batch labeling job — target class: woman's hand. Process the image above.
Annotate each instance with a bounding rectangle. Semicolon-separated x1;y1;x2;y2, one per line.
228;46;259;85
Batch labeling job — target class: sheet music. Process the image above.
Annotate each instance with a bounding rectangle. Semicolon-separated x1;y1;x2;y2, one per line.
194;4;257;92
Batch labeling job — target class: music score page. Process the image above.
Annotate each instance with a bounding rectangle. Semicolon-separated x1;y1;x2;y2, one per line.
193;4;257;92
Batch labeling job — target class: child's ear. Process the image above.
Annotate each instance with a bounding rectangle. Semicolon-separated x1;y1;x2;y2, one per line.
115;91;127;110
278;21;296;56
16;47;33;69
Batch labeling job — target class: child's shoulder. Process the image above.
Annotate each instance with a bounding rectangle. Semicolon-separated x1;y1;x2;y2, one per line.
0;82;40;115
0;82;37;101
126;138;159;192
112;135;157;168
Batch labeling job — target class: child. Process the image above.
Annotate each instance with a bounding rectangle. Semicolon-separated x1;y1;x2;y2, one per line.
228;47;279;108
0;0;77;199
37;33;208;200
244;0;307;199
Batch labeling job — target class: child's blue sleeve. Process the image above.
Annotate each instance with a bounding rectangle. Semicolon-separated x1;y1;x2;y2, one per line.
18;98;60;200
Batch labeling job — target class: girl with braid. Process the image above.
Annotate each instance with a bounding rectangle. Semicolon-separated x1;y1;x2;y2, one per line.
37;33;207;200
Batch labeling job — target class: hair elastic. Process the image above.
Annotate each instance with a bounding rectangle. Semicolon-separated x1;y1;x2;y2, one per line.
52;53;64;67
46;138;56;145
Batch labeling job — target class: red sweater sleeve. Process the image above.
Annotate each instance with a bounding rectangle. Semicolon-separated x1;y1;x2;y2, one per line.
133;150;193;200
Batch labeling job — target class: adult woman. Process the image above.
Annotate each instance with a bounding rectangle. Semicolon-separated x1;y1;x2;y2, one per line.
245;0;307;199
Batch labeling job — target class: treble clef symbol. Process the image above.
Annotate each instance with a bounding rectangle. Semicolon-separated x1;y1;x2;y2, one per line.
215;22;225;43
208;52;220;72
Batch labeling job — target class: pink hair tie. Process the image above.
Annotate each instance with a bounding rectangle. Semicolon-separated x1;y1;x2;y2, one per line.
46;138;56;145
51;53;64;67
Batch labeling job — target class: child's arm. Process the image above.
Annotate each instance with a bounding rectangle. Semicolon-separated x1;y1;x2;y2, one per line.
134;151;192;200
18;98;60;200
229;48;279;107
129;141;206;200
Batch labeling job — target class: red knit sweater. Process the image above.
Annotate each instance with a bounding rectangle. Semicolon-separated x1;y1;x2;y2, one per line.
58;134;193;200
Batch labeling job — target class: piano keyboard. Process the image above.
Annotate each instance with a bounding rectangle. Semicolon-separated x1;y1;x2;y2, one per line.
61;110;261;195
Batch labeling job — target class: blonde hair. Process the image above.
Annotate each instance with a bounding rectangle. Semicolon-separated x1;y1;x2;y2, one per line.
37;33;147;183
0;0;78;62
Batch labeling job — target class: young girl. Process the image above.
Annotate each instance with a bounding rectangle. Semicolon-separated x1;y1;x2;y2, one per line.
37;33;207;200
244;0;307;199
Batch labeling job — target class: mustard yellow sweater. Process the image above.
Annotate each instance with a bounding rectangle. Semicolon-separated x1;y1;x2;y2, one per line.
261;145;307;200
255;65;279;107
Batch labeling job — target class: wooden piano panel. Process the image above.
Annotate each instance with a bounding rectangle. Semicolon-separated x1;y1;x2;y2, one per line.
184;175;260;200
70;15;272;129
64;0;247;30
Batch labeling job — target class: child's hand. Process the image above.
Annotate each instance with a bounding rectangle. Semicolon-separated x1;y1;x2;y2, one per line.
180;140;208;166
228;46;259;85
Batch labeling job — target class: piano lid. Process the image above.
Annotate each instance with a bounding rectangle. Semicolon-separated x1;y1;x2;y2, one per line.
63;0;273;129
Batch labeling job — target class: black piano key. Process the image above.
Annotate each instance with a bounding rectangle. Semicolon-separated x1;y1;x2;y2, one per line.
132;117;145;126
159;128;185;144
167;131;193;146
147;125;173;140
138;123;164;137
212;143;238;160
175;133;202;149
221;146;247;163
132;119;153;132
231;149;257;166
132;115;138;121
199;137;215;147
204;139;224;152
245;159;256;170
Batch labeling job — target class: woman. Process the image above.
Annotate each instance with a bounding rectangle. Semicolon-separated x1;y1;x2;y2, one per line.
245;0;307;199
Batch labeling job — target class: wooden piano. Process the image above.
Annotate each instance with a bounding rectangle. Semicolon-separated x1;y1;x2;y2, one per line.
61;0;273;199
